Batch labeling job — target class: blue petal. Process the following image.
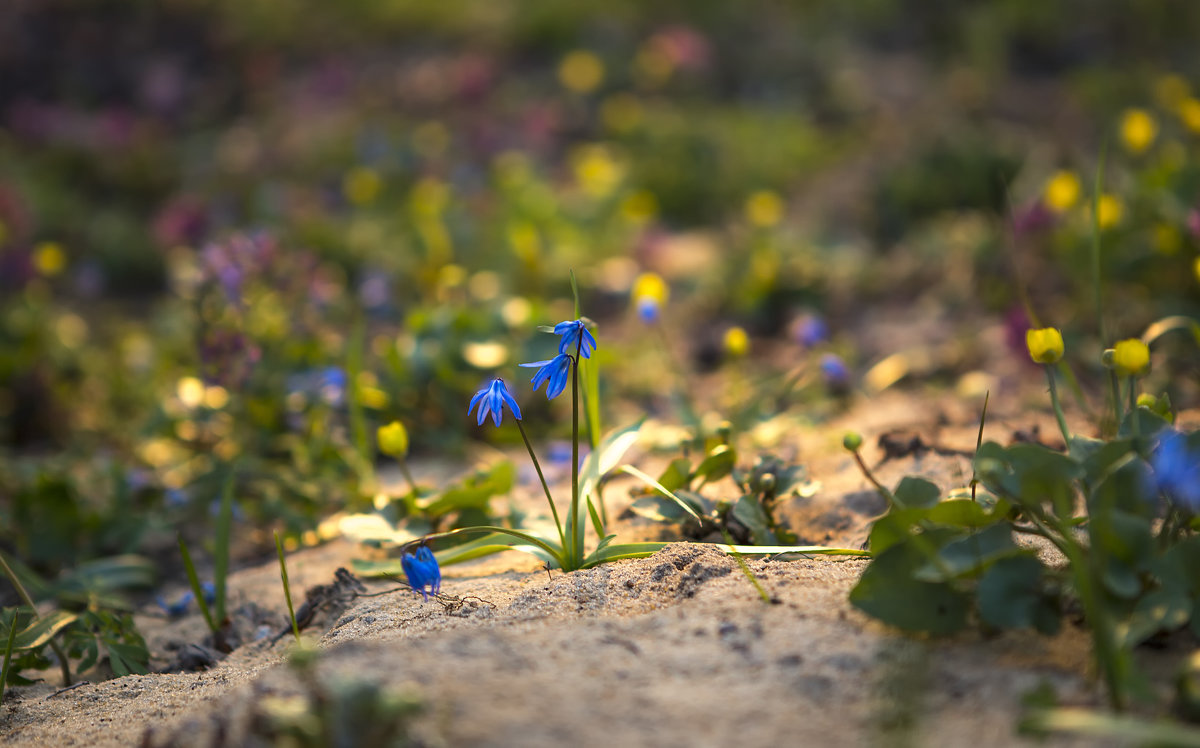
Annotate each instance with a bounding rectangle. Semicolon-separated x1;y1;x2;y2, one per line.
501;386;522;420
475;397;490;426
553;320;575;335
519;360;554;368
468;388;486;415
580;327;596;357
548;360;569;399
531;362;552;390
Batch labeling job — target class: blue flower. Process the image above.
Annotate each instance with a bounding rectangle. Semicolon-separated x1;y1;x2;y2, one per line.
468;378;522;426
521;353;572;400
1152;430;1200;512
553;319;596;358
820;353;850;389
793;314;828;348
636;297;660;324
156;590;194;618
401;545;441;600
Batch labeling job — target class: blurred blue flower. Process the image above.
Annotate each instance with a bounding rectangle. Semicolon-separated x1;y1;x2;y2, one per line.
553;319;596;358
793;314;828;348
521;353;572;400
820;353;850;389
402;546;441;600
156;590;194;618
1152;430;1200;512
636;297;660;324
201;581;217;606
468;378;522;426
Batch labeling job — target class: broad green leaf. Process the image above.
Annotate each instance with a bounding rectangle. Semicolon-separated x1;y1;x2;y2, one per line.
1122;587;1192;647
850;539;969;635
730;495;776;545
8;611;78;651
579;420;644;504
694;445;736;484
656;458;694;493
629;494;703;524
892;477;940;509
925;499;999;528
978;554;1059;633
1118;408;1171;439
915;523;1020;581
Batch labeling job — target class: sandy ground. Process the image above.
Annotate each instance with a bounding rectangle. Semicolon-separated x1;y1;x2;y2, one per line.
5;315;1174;748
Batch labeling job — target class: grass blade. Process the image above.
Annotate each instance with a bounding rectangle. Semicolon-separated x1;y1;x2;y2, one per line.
275;532;301;643
177;535;217;634
1023;707;1200;746
724;531;772;603
0;609;18;706
213;467;235;624
617;464;703;525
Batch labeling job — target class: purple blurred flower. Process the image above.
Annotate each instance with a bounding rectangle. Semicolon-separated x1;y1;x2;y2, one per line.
820;354;850;390
792;314;829;348
1011;200;1056;237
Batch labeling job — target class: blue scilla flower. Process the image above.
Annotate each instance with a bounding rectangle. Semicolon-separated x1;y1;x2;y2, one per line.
793;314;829;349
820;353;850;387
553;319;597;358
1151;430;1200;512
636;297;660;324
401;545;441;601
468;378;522;426
155;590;194;618
521;353;572;400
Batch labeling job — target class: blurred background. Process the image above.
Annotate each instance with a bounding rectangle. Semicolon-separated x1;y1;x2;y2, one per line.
2;0;1200;575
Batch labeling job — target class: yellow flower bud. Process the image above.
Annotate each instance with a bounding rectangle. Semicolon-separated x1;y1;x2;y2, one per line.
1112;338;1149;377
1120;108;1158;154
1026;327;1064;364
1043;171;1081;213
631;272;669;306
377;421;409;458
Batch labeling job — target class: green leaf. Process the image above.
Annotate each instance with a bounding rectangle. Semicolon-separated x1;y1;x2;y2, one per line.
5;610;78;651
420;461;514;516
925;499;1000;528
629;493;704;524
656;458;694;493
915;524;1020;582
1118;408;1171;439
694;445;736;484
618;464;703;525
977;554;1059;632
730;495;776;545
892;477;940;509
579;420;644;504
1123;587;1192;647
850;540;969;635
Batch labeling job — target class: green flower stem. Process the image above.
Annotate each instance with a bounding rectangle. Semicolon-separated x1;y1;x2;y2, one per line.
849;448;896;507
1127;376;1140;440
1108;369;1124;432
1044;365;1072;449
569;337;583;568
516;419;566;550
0;551;71;686
396;457;418;498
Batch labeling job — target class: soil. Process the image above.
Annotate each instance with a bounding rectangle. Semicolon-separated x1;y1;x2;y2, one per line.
1;316;1187;748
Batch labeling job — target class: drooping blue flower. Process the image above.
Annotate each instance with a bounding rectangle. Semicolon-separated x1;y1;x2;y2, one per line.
1151;430;1200;512
468;378;522;426
793;314;828;349
401;545;441;600
156;590;194;618
521;353;572;400
553;319;597;358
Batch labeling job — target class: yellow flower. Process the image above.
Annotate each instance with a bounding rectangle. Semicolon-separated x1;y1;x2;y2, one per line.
1026;327;1064;364
377;421;409;458
1120;108;1158;154
559;51;604;94
632;272;669;306
1043;170;1081;213
1095;194;1123;229
1194;256;1200;285
33;241;66;276
745;190;784;227
724;326;749;358
1112;338;1149;377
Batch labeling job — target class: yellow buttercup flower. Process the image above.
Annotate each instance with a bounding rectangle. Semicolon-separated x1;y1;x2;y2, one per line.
1112;339;1149;377
724;326;749;358
1120;108;1158;154
1179;98;1200;134
377;421;409;458
1043;171;1081;213
1026;327;1064;364
33;241;67;276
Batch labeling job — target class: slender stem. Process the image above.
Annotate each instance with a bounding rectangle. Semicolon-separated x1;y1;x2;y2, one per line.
1108;369;1124;432
274;532;301;643
1127;377;1140;440
0;552;71;686
396;457;419;497
850;449;896;506
1044;365;1072;449
516;419;566;550
570;337;583;569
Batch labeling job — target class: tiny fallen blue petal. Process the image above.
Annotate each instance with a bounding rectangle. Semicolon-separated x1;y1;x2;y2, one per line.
552;319;596;359
468;378;522;426
401;545;441;600
521;353;572;400
1152;430;1200;512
